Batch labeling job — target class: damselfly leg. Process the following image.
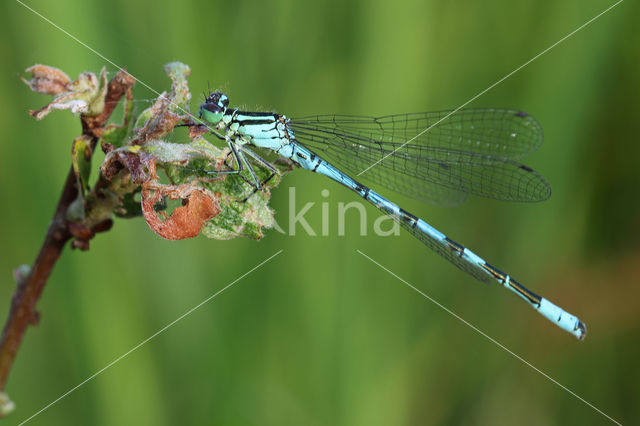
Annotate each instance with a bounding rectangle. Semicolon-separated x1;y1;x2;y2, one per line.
238;147;278;202
195;137;277;202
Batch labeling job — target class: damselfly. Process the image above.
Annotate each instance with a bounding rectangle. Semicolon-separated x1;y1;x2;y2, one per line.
192;91;586;340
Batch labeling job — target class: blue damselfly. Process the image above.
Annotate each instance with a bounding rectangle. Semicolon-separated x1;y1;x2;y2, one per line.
192;91;586;340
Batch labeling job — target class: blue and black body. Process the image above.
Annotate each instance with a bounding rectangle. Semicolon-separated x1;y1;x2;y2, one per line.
195;91;586;340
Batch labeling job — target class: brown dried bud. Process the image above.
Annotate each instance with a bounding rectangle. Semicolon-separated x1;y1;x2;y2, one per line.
20;64;71;95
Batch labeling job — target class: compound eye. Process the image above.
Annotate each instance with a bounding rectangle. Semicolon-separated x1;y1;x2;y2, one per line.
202;103;220;114
205;92;229;111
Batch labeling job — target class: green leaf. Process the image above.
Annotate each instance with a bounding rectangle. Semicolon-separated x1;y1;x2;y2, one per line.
72;135;92;194
101;89;134;149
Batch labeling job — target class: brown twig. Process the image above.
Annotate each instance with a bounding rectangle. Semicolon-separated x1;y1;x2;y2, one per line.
0;70;135;405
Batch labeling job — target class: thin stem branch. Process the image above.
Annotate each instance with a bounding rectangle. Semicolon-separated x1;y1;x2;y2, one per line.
0;168;75;391
0;70;135;399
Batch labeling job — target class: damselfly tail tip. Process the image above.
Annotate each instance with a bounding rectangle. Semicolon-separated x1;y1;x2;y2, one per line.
575;320;587;341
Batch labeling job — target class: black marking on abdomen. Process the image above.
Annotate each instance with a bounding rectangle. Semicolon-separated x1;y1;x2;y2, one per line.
445;238;465;256
312;160;321;172
399;208;419;229
296;152;308;161
481;262;507;283
362;187;370;199
482;262;541;305
507;276;541;305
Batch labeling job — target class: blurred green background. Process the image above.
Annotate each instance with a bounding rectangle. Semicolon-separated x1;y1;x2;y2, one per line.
1;0;639;424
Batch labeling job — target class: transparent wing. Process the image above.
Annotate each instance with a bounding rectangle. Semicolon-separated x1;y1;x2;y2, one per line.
290;108;550;205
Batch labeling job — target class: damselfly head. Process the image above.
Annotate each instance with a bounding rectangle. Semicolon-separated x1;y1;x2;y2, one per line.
203;91;229;113
199;91;229;124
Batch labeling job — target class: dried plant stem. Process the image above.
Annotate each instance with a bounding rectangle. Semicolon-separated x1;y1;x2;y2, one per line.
0;167;76;391
0;70;135;407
